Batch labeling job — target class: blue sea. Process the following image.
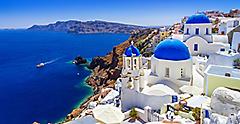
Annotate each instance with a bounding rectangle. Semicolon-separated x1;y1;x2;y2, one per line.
0;30;129;124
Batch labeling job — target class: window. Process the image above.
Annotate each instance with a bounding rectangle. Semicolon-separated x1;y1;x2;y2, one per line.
195;28;199;35
206;28;209;35
221;31;225;35
194;44;198;51
134;59;137;69
165;68;170;78
186;28;189;34
127;59;130;68
220;48;225;52
233;20;239;27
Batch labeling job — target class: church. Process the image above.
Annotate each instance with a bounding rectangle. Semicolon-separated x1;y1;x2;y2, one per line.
118;38;192;111
176;14;230;56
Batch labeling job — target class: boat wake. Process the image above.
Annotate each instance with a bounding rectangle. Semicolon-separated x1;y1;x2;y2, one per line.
36;57;63;68
43;57;63;65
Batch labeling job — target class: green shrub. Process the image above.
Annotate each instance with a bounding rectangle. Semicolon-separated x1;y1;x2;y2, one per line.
129;107;138;119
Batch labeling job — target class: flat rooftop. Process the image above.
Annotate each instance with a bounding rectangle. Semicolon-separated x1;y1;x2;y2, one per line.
205;65;240;79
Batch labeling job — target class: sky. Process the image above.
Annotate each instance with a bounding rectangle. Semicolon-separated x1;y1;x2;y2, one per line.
1;0;240;29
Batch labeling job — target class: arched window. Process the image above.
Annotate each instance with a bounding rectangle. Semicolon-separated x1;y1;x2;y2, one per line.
134;59;137;65
186;28;189;34
165;68;170;78
134;59;137;69
127;59;130;68
195;28;199;35
206;28;209;35
194;44;198;51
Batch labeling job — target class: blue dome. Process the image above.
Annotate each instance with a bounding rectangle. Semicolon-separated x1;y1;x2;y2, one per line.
154;39;190;61
186;14;210;24
124;45;140;57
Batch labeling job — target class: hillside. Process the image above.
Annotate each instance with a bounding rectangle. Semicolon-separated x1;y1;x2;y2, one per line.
28;20;146;34
62;28;171;123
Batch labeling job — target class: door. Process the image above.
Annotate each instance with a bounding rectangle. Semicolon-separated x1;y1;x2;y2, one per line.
194;44;198;51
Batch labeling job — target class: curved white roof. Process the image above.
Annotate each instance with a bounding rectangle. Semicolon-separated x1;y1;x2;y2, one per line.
142;84;177;96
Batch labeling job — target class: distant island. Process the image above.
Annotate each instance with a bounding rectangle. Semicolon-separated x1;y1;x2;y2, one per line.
28;20;146;34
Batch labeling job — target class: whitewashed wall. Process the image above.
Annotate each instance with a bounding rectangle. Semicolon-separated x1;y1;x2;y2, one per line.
206;52;240;67
121;88;173;112
232;32;240;52
183;23;212;42
219;23;227;34
184;36;229;55
150;56;192;81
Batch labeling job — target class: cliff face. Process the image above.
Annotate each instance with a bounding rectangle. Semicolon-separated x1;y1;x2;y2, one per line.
28;20;146;34
86;28;162;93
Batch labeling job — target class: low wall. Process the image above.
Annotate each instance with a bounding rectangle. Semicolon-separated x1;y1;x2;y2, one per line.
204;74;240;96
121;88;173;112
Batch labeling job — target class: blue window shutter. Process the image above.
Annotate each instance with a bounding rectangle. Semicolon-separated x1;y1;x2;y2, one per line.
172;95;178;103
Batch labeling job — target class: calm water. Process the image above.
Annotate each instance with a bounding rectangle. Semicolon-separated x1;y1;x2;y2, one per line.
0;30;129;124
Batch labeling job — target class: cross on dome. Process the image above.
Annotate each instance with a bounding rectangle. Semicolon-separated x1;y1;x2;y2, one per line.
124;41;140;57
131;41;134;45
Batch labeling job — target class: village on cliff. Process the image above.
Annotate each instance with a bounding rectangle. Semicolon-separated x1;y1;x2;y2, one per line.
59;9;240;124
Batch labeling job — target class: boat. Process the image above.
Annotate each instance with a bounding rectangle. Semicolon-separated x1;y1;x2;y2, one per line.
36;63;45;68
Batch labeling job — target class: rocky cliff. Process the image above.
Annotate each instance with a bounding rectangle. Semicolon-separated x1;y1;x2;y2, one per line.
86;28;164;94
28;20;146;34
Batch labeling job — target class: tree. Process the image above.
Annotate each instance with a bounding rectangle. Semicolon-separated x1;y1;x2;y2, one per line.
192;108;201;121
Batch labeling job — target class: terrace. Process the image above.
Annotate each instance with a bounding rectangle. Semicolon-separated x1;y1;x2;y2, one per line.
205;65;240;79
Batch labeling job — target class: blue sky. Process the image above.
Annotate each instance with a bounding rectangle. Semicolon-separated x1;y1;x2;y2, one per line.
1;0;240;28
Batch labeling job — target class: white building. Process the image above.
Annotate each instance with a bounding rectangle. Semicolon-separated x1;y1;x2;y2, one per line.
207;50;240;67
149;39;193;90
116;13;238;123
218;18;240;35
119;39;192;112
204;65;240;96
194;50;240;75
171;14;230;56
